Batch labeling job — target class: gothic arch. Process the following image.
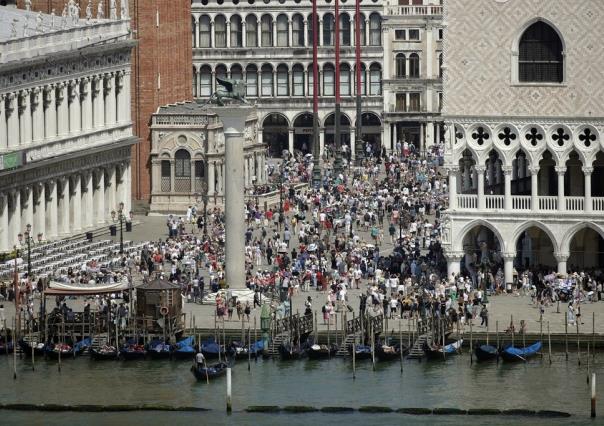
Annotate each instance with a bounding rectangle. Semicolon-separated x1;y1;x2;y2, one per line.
511;220;560;254
560;222;604;255
454;219;507;253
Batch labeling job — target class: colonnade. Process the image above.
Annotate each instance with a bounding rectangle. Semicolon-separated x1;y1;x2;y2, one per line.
0;71;130;149
0;162;131;252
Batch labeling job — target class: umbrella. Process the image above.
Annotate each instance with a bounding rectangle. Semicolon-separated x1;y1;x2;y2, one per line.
307;243;318;252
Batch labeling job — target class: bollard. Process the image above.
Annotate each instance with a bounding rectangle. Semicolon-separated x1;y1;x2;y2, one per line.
592;373;596;418
226;367;232;414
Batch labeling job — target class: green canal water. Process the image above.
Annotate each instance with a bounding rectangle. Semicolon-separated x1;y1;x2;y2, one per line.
0;352;601;425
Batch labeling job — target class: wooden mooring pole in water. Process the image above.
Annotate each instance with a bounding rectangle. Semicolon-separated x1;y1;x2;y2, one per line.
226;367;232;413
565;312;569;360
547;321;552;364
591;373;597;418
352;312;356;380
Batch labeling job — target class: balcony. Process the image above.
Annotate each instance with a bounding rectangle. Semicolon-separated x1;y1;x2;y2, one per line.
385;5;443;17
455;195;604;213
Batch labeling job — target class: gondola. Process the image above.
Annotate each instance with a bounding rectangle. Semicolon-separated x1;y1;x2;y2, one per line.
90;345;119;360
191;361;229;381
45;343;74;359
18;340;46;357
146;340;173;360
201;339;226;359
474;344;499;362
376;343;409;361
173;337;196;360
0;340;14;354
307;343;338;360
424;339;463;360
229;340;264;360
350;344;372;360
73;337;92;356
120;343;146;360
279;342;307;360
500;341;542;362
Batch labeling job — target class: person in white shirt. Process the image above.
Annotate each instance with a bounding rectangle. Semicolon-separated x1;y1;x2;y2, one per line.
195;351;205;368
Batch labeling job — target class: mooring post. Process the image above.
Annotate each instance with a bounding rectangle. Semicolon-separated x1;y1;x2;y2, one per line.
592;373;597;418
565;312;569;360
226;367;232;414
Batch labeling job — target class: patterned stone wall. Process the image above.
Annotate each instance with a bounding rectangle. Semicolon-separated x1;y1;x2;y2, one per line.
443;0;604;119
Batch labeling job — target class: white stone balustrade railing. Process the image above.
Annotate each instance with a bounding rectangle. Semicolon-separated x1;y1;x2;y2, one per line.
385;5;443;16
565;196;584;211
593;197;604;211
485;195;504;210
24;123;132;164
512;195;531;210
0;20;131;65
457;194;477;209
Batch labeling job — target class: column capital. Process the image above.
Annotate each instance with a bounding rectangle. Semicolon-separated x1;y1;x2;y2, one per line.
501;165;513;175
555;166;567;174
444;164;459;174
582;166;594;175
554;252;569;262
502;252;516;261
529;166;540;176
474;165;486;173
443;251;464;261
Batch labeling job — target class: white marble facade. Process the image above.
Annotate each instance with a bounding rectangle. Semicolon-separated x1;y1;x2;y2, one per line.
149;102;266;212
0;8;136;252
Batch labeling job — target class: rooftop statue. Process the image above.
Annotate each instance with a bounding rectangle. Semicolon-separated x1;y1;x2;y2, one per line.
208;77;248;107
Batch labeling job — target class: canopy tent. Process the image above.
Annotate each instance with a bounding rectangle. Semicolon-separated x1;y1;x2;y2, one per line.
45;280;129;296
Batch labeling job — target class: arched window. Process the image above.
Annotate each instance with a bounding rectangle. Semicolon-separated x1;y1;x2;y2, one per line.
369;63;381;95
199;65;212;96
277;65;289;96
230;15;243;47
292;14;304;47
261;15;273;47
323;63;335;96
358;14;366;46
396;53;406;78
161;160;171;192
323;13;335;46
246;15;258;47
192;67;198;96
192;17;196;47
292;64;305;96
307;64;317;96
214;15;227;48
199;15;211;47
519;21;563;83
354;63;366;95
246;64;258;97
340;64;351;96
340;14;351;46
261;64;273;96
231;64;243;81
215;64;227;81
276;14;288;47
174;149;191;192
369;13;381;46
409;53;420;78
194;161;205;192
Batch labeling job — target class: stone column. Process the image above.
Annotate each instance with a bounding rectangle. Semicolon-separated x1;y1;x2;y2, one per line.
106;166;117;218
124;161;132;214
556;166;566;211
116;71;129;123
364;19;370;47
56;83;69;136
24;186;34;234
0;193;8;252
583;166;593;213
242;21;247;47
210;20;215;48
0;95;6;149
72;174;82;232
503;166;512;210
44;85;57;140
319;128;325;157
81;77;93;131
59;178;70;235
503;253;515;287
445;252;463;279
19;89;32;145
10;190;21;247
226;21;231;48
208;160;216;195
35;183;46;240
530;166;539;211
6;93;19;148
476;166;486;210
105;73;117;125
213;106;252;288
69;80;81;134
46;182;58;239
447;166;458;209
193;15;200;47
93;76;104;128
318;19;323;47
288;19;293;47
95;169;105;225
83;171;94;229
288;128;294;155
555;253;568;275
31;88;44;143
303;19;308;47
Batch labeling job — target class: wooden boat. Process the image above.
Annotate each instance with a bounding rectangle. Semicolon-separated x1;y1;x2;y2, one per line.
45;343;74;359
120;344;146;360
172;337;196;360
18;340;47;357
424;339;463;360
279;342;307;360
191;362;228;381
90;345;118;360
307;343;338;359
474;344;499;362
73;338;92;356
500;341;542;362
229;340;264;360
0;341;13;354
146;340;173;360
201;339;226;359
350;344;372;360
376;343;409;361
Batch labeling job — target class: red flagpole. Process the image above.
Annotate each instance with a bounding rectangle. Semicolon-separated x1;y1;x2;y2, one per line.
355;0;362;164
311;0;322;187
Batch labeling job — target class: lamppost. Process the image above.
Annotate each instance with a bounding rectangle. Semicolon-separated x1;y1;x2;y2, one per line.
17;224;38;278
111;202;126;254
194;185;209;237
278;165;284;228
